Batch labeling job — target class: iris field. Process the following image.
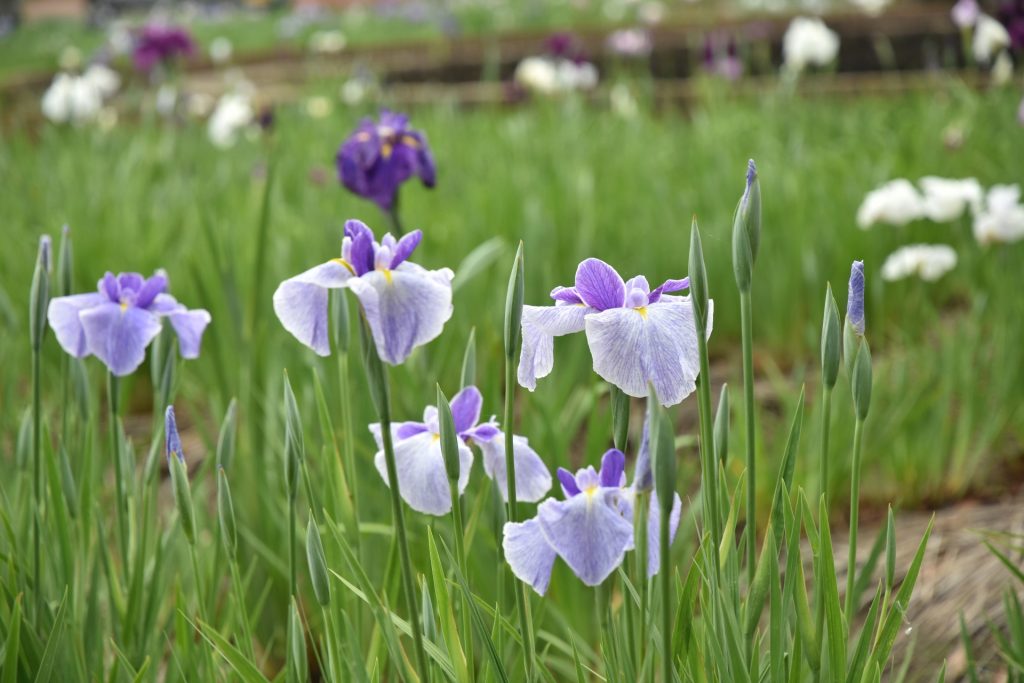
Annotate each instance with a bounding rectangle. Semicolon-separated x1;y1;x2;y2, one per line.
1;65;1023;681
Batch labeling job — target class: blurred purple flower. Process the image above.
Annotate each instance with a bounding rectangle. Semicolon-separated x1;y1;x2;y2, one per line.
546;32;588;63
503;448;681;594
370;385;551;515
48;271;211;376
336;110;436;211
518;258;709;407
273;219;453;364
133;24;195;73
606;28;653;58
952;0;980;28
703;35;743;81
998;0;1024;48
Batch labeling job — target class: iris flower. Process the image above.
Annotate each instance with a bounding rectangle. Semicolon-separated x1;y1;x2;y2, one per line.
47;271;211;376
336;110;436;212
847;260;865;335
273;219;453;365
518;258;710;407
503;448;681;595
371;385;551;515
133;24;195;74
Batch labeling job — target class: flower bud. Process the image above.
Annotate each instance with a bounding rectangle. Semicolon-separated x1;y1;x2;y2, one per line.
283;371;304;501
731;160;761;292
29;235;52;352
504;241;525;360
714;384;729;466
821;283;841;390
436;385;461;484
57;225;73;298
166;407;196;545
287;597;308;683
610;384;630;452
885;505;896;590
851;339;872;421
306;516;331;606
648;384;676;517
688;217;710;335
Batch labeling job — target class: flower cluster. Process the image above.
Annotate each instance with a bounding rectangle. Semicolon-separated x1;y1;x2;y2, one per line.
371;385;551;515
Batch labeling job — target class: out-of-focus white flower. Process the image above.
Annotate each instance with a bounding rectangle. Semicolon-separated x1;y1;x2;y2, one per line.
82;64;121;98
305;95;333;118
857;179;925;229
992;50;1014;85
210;37;233;65
973;14;1010;63
918;176;983;222
309;30;347;54
607;28;652;57
515;56;599;95
207;92;253;148
783;17;840;72
951;0;979;29
610;83;639;119
638;1;665;25
341;78;367;105
973;184;1024;245
59;46;83;71
41;73;102;124
881;244;958;281
849;0;889;17
156;84;178;117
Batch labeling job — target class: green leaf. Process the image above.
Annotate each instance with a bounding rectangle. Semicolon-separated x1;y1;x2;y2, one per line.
426;530;469;683
713;384;729;466
287;597;308;683
769;385;804;544
460;328;477;390
2;595;21;683
33;588;69;683
194;617;270;683
817;498;846;676
846;583;883;683
503;241;525;359
744;525;776;639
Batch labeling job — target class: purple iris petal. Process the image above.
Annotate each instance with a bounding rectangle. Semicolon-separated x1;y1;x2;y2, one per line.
100;272;119;302
136;274;168;309
168;309;212;359
478;431;552;503
165;405;184;463
345;220;377;276
461;422;500;442
649;277;689;302
847;260;865;335
395;421;430;440
550;286;584;304
536;489;634;586
449;385;483;434
646;491;683;576
48;293;107;358
574;258;626;311
518;304;592;390
599;448;626;487
80;302;163;377
390;230;422;269
503;519;557;595
557;468;581;497
133;24;195;73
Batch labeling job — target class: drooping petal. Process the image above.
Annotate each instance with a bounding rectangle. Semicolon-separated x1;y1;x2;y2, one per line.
461;421;500;443
373;430;472;515
272;261;354;356
517;303;591;390
347;263;454;365
168;308;211;359
47;293;106;358
369;421;429;450
80;303;162;376
646;491;683;577
584;297;706;407
478;431;552;503
537;489;634;586
574;258;626;311
503;518;557;596
449;385;483;433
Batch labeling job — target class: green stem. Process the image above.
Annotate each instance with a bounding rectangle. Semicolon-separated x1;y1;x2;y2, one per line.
337;351;361;556
449;477;474;681
660;497;672;683
108;373;129;576
376;367;431;682
695;355;719;550
189;543;216;677
819;387;833;512
32;347;42;619
845;419;864;623
288;496;297;598
740;289;756;586
504;359;536;681
229;559;257;661
633;490;649;663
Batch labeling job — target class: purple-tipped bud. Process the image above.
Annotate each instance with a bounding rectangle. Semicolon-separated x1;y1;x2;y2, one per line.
39;235;53;273
847;260;865;335
165;405;184;463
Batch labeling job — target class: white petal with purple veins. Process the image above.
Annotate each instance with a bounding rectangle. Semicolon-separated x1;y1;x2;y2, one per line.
273;261;354;356
478;431;552;503
347;263;453;365
503;518;557;595
537;489;634;586
646;491;682;577
47;293;106;358
373;430;472;516
168;309;212;359
517;304;592;390
80;303;163;376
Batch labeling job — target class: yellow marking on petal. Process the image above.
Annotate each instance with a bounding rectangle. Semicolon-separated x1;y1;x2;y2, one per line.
330;258;356;275
401;134;420;149
635;306;648;319
584;485;599;498
378;268;393;284
432;434;440;442
120;301;128;312
381;142;393;159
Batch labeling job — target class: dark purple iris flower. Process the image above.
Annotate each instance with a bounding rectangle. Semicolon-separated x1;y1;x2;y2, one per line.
998;0;1024;49
133;24;195;73
48;271;211;376
546;31;588;63
335;110;436;212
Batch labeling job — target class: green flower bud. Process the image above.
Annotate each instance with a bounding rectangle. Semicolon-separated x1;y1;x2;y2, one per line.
821;283;841;390
29;235;51;352
436;385;462;484
714;384;729;466
503;241;525;360
610;384;630;452
688;218;710;335
648;384;676;517
169;453;196;545
731;160;761;292
57;224;73;298
330;288;350;355
306;516;331;607
460;327;477;390
287;597;308;683
216;399;238;470
885;506;896;590
283;371;304;501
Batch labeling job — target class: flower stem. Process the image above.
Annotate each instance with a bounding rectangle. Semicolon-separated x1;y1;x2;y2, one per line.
288;494;297;598
449;476;474;681
818;387;833;512
189;542;215;677
108;372;129;575
229;559;257;661
845;418;864;623
739;289;756;586
504;358;536;682
376;367;431;682
337;351;362;555
695;345;719;551
31;346;42;619
660;496;672;683
633;490;648;661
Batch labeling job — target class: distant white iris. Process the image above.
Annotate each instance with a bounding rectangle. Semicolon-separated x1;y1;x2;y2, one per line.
856;179;925;229
783;17;840;73
881;244;958;282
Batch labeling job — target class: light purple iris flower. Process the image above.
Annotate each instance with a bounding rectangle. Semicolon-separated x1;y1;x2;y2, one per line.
518;258;711;407
336;110;436;211
47;271;211;377
503;448;681;595
273;219;453;365
371;385;552;515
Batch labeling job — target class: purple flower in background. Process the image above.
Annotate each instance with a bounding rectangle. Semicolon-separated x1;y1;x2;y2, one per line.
847;260;865;335
952;0;980;28
47;271;211;377
336;110;436;212
518;258;710;407
503;448;681;595
703;35;743;81
371;385;551;515
133;24;195;73
606;28;653;58
273;219;453;365
998;0;1024;49
165;405;185;463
